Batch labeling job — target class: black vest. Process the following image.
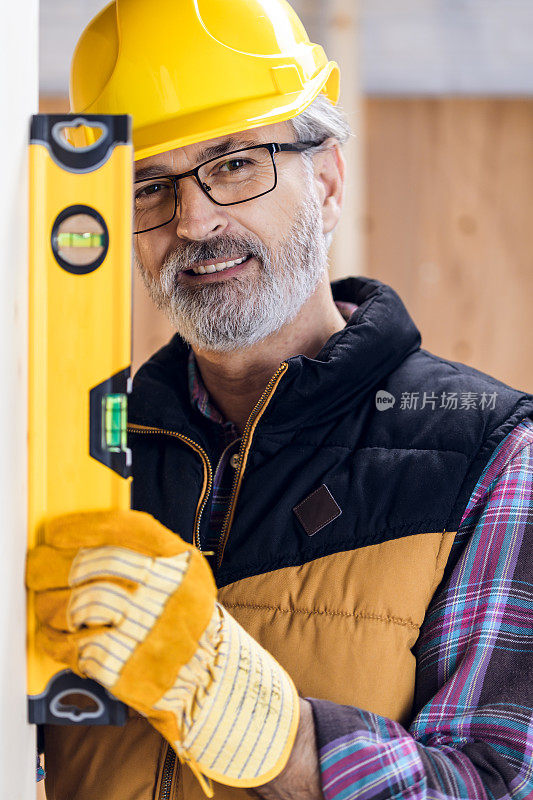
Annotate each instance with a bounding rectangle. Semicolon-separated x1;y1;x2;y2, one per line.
128;276;533;588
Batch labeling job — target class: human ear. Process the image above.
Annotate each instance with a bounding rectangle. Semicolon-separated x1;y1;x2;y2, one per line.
312;138;345;235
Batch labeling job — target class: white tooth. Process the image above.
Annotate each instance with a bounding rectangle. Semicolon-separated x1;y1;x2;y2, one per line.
192;257;249;275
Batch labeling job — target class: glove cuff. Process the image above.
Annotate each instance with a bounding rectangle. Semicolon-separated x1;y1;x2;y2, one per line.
167;604;300;790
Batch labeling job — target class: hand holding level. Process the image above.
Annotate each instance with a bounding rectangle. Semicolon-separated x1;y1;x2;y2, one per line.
26;510;300;796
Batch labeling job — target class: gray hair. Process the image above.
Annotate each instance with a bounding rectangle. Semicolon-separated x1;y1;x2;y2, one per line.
290;92;352;149
289;93;352;250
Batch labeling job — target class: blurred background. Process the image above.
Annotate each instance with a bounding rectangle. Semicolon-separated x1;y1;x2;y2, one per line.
40;0;533;391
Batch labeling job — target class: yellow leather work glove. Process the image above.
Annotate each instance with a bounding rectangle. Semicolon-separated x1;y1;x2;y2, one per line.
26;510;300;796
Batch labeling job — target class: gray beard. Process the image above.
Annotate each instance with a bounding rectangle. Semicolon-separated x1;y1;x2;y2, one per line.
136;192;328;352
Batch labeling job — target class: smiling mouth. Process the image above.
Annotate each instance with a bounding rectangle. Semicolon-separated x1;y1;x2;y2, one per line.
183;254;252;276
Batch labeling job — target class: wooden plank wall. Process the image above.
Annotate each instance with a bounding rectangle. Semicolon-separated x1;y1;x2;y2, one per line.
364;98;533;393
39;96;533;392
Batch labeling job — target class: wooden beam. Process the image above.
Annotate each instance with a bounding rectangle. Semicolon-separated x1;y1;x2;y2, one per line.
326;0;364;279
292;0;364;279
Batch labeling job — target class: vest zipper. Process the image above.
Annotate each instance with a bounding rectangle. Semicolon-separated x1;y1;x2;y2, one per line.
128;424;213;800
158;743;178;800
216;362;288;569
128;367;286;795
127;423;213;551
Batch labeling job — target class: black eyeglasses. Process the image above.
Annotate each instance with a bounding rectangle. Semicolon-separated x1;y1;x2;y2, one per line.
133;141;322;234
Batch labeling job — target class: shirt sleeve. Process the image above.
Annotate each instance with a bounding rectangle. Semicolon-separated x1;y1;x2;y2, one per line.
307;418;533;800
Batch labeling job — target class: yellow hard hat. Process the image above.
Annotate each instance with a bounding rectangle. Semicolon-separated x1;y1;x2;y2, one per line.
69;0;340;161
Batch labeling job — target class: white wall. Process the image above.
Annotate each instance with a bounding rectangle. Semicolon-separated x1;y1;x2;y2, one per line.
0;0;39;797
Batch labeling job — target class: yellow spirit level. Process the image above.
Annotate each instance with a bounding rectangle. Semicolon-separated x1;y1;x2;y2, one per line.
27;114;133;725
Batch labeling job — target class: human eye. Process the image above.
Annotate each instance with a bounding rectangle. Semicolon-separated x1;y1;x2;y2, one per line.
206;154;257;178
219;156;253;173
134;181;171;202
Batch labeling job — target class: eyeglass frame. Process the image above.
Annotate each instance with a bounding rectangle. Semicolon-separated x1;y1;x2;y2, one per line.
133;140;324;234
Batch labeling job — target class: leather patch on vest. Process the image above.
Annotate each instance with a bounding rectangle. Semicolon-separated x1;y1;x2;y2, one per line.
293;484;341;536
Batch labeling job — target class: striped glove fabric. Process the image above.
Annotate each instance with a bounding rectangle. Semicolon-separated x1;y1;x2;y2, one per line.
26;510;300;795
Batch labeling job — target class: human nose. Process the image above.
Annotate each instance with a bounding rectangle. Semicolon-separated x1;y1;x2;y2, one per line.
174;175;228;240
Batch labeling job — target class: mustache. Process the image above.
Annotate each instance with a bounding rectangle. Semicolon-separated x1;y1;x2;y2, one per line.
163;235;267;273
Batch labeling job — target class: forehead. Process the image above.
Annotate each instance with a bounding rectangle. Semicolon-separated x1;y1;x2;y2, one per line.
135;120;294;178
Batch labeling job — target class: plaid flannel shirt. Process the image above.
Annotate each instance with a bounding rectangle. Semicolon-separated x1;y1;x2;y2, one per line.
188;334;533;800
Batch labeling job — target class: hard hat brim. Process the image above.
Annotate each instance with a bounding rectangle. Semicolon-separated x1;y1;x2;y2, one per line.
133;62;340;161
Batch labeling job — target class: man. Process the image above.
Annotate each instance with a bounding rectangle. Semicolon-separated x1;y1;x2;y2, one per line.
29;1;533;799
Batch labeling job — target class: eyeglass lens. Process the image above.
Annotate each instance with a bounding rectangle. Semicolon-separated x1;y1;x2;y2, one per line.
134;147;276;233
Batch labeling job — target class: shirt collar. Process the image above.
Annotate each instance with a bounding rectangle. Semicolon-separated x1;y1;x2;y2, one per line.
187;349;227;425
187;300;358;425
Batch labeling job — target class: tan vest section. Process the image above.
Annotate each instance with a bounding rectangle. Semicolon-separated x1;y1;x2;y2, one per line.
180;530;456;800
44;530;455;800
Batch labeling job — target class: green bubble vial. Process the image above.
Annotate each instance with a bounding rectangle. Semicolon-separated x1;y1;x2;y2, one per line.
103;394;128;452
